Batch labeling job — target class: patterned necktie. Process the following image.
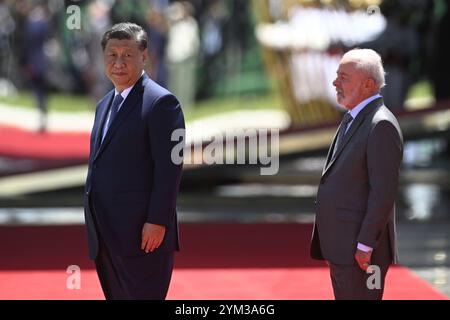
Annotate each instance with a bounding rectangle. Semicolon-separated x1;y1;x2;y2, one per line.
332;112;353;159
102;94;124;142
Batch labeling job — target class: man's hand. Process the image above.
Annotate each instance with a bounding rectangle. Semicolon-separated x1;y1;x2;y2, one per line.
141;223;166;253
355;248;372;271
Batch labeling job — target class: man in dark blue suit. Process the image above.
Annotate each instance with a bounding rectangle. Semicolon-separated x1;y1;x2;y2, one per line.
84;22;185;300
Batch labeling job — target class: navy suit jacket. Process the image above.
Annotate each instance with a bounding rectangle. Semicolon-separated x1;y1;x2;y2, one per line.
84;73;185;259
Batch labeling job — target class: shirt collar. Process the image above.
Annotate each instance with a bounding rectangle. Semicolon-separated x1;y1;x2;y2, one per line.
114;85;133;101
349;93;382;119
113;71;145;101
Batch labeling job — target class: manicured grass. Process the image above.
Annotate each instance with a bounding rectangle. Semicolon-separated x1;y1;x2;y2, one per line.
406;80;434;100
183;94;282;122
0;80;432;122
0;91;282;122
0;92;94;113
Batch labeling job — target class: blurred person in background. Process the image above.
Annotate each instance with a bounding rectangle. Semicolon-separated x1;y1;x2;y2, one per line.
196;0;227;99
22;2;51;132
110;0;148;27
145;6;169;87
428;0;450;101
359;0;420;112
0;0;15;85
310;49;403;300
85;0;112;103
166;1;199;108
84;22;184;300
426;0;450;158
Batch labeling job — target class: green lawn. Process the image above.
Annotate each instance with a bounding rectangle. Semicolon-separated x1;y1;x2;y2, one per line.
0;92;94;113
406;81;434;100
0;80;432;122
184;94;282;122
0;91;282;122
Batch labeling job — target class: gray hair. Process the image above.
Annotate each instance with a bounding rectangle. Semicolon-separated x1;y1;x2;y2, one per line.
343;49;386;89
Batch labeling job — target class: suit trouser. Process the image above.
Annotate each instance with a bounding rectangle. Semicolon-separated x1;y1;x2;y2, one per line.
329;262;390;300
95;237;174;300
90;203;174;300
328;230;392;300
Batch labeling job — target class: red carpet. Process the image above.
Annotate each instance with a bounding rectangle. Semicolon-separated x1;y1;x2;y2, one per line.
0;125;89;160
0;224;447;300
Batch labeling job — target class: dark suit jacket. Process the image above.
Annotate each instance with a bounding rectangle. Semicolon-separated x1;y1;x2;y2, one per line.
310;97;403;266
84;73;185;260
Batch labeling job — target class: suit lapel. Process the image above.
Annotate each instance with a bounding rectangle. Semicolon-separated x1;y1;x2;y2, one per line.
92;91;114;159
323;129;339;175
93;74;148;162
323;98;384;176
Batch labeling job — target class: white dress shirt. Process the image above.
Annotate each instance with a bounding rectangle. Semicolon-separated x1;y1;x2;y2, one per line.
101;85;134;142
345;93;382;134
